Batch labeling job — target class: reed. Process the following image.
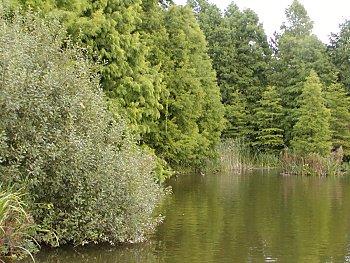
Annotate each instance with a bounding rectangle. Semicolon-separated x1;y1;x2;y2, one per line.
281;148;344;176
0;186;38;262
207;138;280;172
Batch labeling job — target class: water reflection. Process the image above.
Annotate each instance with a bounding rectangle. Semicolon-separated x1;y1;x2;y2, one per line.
34;242;162;263
34;172;350;263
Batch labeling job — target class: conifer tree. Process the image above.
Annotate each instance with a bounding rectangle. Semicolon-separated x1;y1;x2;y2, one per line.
222;89;249;139
189;1;270;142
151;5;224;168
328;20;350;94
291;71;331;156
270;0;337;145
253;86;284;152
324;82;350;156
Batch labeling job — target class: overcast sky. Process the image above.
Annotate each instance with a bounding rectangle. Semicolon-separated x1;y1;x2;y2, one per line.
173;0;350;43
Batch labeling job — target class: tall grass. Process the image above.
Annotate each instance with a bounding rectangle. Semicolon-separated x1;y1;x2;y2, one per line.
207;138;280;172
281;147;344;176
0;187;38;262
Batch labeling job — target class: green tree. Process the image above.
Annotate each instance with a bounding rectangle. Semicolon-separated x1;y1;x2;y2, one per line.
270;0;336;145
291;71;331;156
328;20;350;93
222;89;249;139
223;4;271;104
324;82;350;156
151;5;224;168
8;0;163;139
253;86;284;152
0;9;164;245
189;1;271;142
280;0;313;37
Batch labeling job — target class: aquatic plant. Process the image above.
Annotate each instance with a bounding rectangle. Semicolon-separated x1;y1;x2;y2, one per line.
0;186;38;262
207;138;280;172
281;147;344;176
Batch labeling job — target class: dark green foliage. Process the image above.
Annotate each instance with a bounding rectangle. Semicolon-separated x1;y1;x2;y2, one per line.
189;1;270;142
324;82;350;156
223;4;271;103
0;10;165;245
291;71;331;156
253;86;284;152
329;20;350;93
222;89;249;139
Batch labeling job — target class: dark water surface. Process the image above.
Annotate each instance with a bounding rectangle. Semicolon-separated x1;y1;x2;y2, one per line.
34;171;350;263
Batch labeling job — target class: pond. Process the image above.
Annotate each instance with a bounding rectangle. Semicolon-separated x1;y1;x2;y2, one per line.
34;171;350;263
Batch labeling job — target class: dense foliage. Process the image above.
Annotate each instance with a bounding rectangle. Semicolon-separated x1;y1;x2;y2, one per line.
1;0;350;258
290;71;331;156
189;0;350;167
5;0;225;171
0;10;165;246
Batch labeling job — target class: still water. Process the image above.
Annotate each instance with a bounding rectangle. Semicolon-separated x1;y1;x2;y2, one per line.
34;171;350;263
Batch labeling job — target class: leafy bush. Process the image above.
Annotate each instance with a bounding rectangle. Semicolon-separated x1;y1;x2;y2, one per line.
0;8;165;246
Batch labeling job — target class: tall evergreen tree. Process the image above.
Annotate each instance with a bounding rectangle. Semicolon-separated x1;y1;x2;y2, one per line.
270;0;336;145
223;4;271;104
324;82;350;156
328;20;350;93
150;5;224;168
189;1;270;142
291;71;331;156
222;89;249;139
253;86;284;152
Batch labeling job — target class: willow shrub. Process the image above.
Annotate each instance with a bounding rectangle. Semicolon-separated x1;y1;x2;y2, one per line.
0;8;165;246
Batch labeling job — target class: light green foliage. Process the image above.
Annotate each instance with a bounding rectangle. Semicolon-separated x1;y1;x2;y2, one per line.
291;71;331;156
253;86;284;152
152;5;224;168
9;0;163;139
324;82;350;156
0;10;164;245
280;0;313;37
270;0;336;145
329;20;350;94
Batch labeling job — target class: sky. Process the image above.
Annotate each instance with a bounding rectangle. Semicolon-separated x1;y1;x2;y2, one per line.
173;0;350;43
